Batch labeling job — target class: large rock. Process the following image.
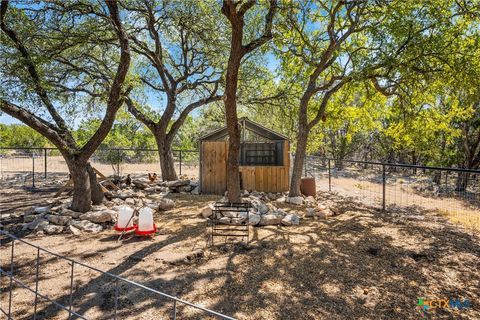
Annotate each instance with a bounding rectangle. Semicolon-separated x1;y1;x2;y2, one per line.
191;186;200;195
286;196;304;205
274;209;288;217
46;214;71;226
34;206;50;214
259;214;282;226
282;214;300;226
70;220;103;233
43;224;64;235
61;208;82;219
132;179;150;189
219;216;230;224
200;204;214;218
248;214;261;225
23;217;49;231
158;198;175;211
79;210;114;223
165;179;190;187
251;199;269;214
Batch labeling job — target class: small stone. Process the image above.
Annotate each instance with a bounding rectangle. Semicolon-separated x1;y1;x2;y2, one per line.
69;225;82;235
165;179;190;187
259;214;282;226
281;214;300;226
23;217;49;231
70;220;103;233
158;198;175;211
276;196;286;203
304;196;316;207
231;217;246;224
251;199;269;214
79;210;114;223
274;209;288;217
176;185;192;193
34;206;50;214
132;179;149;189
248;214;261;225
46;214;71;226
43;224;64;235
219;216;230;224
305;208;316;217
61;208;82;218
286;196;304;205
24;215;37;223
200;204;214;218
191;186;200;195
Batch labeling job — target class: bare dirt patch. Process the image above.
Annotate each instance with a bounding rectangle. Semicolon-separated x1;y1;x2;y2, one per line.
1;185;479;319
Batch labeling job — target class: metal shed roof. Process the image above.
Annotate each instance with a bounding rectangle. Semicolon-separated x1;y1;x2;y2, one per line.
198;117;288;141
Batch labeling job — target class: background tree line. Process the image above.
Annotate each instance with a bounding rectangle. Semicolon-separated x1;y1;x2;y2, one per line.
1;0;479;209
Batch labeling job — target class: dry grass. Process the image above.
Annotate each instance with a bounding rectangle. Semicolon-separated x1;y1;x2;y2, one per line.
438;209;480;232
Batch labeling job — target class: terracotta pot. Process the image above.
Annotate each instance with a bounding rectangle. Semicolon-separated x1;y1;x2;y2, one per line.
300;177;316;197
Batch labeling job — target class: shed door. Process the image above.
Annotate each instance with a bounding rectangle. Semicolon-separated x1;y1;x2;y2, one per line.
201;141;227;194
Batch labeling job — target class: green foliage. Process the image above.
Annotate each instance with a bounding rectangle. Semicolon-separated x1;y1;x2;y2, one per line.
0;124;49;148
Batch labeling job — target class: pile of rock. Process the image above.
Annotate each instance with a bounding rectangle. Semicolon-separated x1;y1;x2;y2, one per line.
124;178;199;195
22;203;116;235
199;190;344;227
22;191;176;236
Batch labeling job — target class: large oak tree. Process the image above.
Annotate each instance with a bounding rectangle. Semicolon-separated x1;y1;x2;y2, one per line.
0;0;131;212
122;0;224;181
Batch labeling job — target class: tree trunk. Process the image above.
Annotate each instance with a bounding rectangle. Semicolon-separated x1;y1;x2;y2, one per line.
87;163;104;205
156;138;178;181
223;23;243;203
67;160;104;212
68;160;92;213
289;125;308;197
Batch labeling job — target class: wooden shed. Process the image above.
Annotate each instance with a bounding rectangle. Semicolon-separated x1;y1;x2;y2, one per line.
199;118;290;194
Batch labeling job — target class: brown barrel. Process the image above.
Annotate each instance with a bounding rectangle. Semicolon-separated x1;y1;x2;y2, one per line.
300;177;316;197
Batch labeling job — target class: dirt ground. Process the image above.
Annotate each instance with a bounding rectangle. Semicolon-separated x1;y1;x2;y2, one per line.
1;182;479;319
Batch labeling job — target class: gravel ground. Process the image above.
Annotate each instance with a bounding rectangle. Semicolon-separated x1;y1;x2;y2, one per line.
0;184;479;320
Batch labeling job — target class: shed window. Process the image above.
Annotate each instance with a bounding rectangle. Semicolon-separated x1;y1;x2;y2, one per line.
240;142;283;166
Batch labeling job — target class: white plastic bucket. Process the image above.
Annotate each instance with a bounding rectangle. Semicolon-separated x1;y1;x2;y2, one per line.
137;207;154;232
117;206;134;229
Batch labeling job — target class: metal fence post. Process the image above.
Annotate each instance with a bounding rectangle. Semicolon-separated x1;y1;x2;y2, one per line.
67;261;75;319
116;149;121;177
173;300;177;320
33;247;40;320
179;150;182;176
8;239;14;319
328;159;332;192
382;164;386;212
44;148;47;179
32;153;35;189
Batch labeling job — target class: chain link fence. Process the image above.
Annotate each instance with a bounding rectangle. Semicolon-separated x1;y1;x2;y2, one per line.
304;156;480;231
0;147;199;187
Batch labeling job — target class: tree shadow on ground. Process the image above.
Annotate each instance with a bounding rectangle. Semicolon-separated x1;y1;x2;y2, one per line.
6;198;480;320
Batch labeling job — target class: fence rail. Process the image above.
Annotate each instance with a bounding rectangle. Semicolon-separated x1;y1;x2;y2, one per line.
0;231;234;320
